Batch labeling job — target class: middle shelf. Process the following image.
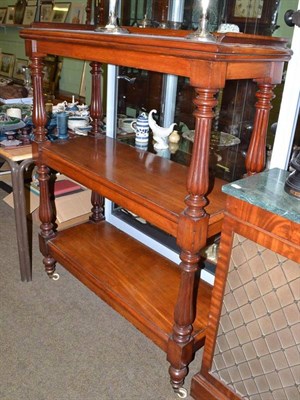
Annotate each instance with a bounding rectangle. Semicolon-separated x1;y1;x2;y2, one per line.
40;135;227;239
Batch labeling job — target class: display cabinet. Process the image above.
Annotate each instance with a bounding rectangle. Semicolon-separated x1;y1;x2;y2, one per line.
20;25;291;397
113;0;284;184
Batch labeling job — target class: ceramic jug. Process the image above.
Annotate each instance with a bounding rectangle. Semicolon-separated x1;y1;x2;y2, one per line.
131;112;149;145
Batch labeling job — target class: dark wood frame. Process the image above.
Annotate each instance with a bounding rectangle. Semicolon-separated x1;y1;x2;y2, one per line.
13;58;29;82
50;2;71;23
0;53;15;78
41;55;62;95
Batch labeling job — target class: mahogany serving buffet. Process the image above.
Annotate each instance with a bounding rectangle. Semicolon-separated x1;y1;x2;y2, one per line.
20;26;291;397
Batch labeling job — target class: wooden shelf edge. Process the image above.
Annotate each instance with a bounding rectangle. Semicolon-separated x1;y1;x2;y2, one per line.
48;221;212;352
191;373;231;400
40;137;227;239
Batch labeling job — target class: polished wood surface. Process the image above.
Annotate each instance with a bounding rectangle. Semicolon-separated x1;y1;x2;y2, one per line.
22;29;290;81
225;197;300;257
49;221;212;352
20;26;291;395
40;135;227;238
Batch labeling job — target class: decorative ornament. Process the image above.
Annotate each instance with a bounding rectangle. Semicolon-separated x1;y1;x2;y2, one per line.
95;0;129;34
186;0;216;42
148;109;176;150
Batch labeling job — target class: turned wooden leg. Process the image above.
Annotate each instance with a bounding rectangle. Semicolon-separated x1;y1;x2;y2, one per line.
31;54;57;279
89;61;103;136
90;190;105;222
88;61;105;222
85;0;92;24
30;56;48;143
246;82;275;175
167;249;202;391
38;164;57;278
167;87;218;393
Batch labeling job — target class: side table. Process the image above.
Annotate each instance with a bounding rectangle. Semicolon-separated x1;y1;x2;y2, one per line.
0;145;33;281
191;168;300;400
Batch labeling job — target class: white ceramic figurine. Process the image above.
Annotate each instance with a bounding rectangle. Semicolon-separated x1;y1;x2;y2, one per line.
148;109;176;150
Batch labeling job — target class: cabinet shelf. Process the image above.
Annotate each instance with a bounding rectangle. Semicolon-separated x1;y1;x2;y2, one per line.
49;221;212;352
41;135;227;239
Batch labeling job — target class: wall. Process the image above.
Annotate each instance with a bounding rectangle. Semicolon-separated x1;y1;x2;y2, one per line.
273;0;298;43
0;0;91;102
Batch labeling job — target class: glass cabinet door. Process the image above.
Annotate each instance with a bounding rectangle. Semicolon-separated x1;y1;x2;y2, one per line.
110;0;285;182
103;0;297;284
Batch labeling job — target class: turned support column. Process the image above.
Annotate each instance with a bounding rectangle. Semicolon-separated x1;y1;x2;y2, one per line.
90;190;105;222
89;61;103;136
31;55;57;277
38;164;56;277
152;0;169;26
167;87;219;392
94;0;106;26
85;0;92;24
31;56;48;144
89;61;105;221
246;82;275;175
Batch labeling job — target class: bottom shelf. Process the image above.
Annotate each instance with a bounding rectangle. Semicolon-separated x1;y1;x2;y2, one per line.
48;221;212;352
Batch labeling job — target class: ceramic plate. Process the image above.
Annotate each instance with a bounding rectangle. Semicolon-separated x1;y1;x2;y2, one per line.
0;114;21;126
0;139;21;147
182;130;241;147
0;104;32;114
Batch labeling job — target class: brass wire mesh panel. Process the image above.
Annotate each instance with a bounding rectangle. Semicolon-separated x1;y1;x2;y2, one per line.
211;234;300;400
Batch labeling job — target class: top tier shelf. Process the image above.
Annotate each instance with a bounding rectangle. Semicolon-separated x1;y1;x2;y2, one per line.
20;26;291;86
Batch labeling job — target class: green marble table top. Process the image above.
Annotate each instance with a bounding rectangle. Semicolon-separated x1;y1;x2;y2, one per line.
222;168;300;224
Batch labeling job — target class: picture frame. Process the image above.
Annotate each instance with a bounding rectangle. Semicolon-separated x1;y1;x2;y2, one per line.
5;6;15;24
0;8;7;24
50;2;70;23
69;2;86;24
42;55;63;95
40;4;53;22
225;0;280;35
13;58;29;82
22;5;37;25
226;0;276;24
79;61;88;98
0;53;16;78
233;0;264;19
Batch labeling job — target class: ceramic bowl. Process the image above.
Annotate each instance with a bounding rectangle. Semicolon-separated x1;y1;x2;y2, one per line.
77;104;89;111
119;117;136;133
68;117;88;131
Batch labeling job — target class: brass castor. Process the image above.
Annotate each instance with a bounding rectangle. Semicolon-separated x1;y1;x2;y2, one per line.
175;387;188;398
50;272;60;281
